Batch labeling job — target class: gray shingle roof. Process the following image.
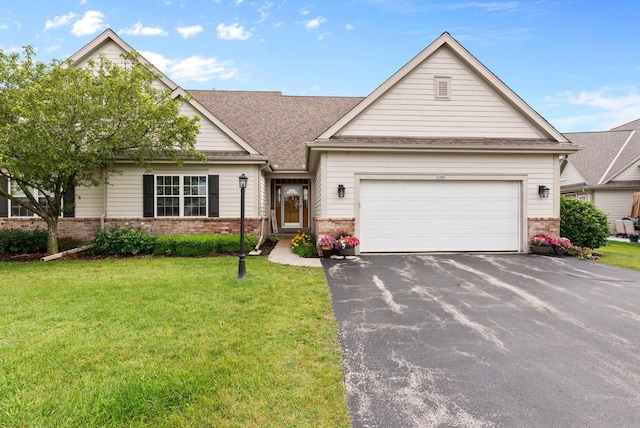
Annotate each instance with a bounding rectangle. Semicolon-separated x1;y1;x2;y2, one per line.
564;119;640;186
189;90;363;170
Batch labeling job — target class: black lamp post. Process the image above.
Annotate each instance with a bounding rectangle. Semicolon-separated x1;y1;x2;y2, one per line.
238;173;248;279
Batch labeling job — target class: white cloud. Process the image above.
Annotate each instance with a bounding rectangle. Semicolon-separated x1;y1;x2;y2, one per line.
300;9;311;16
235;0;244;4
139;51;238;83
346;23;355;30
216;23;252;40
176;25;203;39
45;12;77;30
256;1;273;24
304;17;326;30
71;10;106;36
120;22;168;36
546;87;640;132
0;24;9;30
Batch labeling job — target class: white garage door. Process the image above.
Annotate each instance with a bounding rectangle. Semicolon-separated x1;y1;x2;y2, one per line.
359;180;520;252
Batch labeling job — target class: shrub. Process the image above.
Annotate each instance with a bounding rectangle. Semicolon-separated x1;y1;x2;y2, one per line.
291;231;317;258
153;234;258;257
0;229;48;254
89;226;156;256
560;197;610;249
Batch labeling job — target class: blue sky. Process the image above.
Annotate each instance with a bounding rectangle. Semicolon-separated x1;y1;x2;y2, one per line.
1;0;638;132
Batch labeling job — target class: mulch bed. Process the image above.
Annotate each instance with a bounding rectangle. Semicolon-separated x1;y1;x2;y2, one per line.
0;237;279;263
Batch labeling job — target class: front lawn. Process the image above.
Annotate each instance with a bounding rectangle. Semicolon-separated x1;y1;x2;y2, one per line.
597;240;640;271
0;257;351;427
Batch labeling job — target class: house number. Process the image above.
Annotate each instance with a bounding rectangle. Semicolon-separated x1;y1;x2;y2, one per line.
436;175;445;180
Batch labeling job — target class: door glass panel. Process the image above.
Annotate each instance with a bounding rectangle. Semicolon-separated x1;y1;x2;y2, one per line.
283;186;301;226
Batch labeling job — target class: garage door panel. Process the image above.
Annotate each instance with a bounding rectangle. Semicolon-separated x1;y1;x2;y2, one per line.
359;180;520;252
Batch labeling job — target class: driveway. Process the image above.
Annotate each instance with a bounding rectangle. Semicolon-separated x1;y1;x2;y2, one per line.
323;254;640;428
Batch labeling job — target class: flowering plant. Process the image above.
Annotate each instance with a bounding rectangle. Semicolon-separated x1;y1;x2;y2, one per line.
336;235;360;249
317;235;337;248
531;235;573;249
531;235;558;246
556;237;573;250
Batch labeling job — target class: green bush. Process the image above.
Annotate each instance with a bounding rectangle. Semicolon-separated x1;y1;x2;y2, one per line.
153;234;258;257
0;229;48;254
291;231;317;258
89;226;156;256
560;197;610;249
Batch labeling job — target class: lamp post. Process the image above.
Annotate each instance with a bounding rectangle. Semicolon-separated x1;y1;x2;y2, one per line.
238;173;248;279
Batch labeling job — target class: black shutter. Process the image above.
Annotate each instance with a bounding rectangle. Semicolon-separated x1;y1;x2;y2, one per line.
143;175;154;218
63;183;75;218
208;175;219;217
0;177;7;218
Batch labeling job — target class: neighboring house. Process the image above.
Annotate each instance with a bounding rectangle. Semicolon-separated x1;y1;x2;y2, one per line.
561;119;640;231
0;29;577;253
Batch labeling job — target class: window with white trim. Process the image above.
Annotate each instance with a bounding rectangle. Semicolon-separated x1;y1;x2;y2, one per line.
10;181;50;217
156;175;207;217
577;195;588;201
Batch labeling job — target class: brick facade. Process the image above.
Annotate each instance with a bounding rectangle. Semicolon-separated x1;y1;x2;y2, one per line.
0;217;263;242
313;217;355;238
527;217;560;248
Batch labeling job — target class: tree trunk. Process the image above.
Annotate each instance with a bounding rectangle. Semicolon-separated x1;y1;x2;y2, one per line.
46;218;59;255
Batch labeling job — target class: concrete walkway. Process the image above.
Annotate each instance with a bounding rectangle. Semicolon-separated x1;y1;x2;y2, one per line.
267;238;322;267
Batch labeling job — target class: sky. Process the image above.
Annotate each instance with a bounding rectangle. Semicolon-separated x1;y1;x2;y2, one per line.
1;0;638;133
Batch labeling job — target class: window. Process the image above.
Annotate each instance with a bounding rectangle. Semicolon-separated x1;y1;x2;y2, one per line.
577;195;588;201
156;175;207;217
9;181;51;217
434;76;451;100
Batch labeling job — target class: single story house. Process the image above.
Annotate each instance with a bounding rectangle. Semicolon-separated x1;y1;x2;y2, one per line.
0;29;577;253
561;118;640;231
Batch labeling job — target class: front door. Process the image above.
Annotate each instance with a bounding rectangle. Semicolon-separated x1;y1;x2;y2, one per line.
282;185;302;228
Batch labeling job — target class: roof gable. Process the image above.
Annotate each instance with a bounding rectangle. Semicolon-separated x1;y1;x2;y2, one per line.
319;32;568;143
69;29;259;157
563;130;635;186
70;29;178;91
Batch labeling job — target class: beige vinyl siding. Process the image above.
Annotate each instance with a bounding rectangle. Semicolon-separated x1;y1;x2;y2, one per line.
324;152;555;218
179;103;245;152
75;183;104;217
338;47;543;139
560;161;587;186
75;40;171;91
610;162;640;182
106;164;256;218
260;173;268;218
74;40;126;66
314;156;324;218
593;189;639;231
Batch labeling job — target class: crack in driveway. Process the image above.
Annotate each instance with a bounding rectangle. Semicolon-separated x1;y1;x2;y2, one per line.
324;254;640;427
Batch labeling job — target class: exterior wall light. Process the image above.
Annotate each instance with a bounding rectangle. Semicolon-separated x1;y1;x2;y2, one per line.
338;184;345;198
538;185;550;198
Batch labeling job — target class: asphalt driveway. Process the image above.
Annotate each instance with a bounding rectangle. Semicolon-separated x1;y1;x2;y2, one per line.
323;254;640;427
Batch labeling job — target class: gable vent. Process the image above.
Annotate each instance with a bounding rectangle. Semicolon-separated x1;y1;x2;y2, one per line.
434;76;451;100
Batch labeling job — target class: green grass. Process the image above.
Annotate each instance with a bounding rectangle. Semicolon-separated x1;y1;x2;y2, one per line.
0;257;351;427
597;240;640;271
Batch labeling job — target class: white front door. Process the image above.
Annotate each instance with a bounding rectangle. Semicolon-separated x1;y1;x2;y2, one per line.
282;185;302;228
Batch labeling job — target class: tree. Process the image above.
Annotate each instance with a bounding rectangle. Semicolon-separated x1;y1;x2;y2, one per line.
560;197;610;249
0;48;202;255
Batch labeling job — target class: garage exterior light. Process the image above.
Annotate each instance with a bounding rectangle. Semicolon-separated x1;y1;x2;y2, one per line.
538;185;550;198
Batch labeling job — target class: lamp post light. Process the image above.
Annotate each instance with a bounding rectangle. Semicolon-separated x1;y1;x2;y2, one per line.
238;173;248;279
